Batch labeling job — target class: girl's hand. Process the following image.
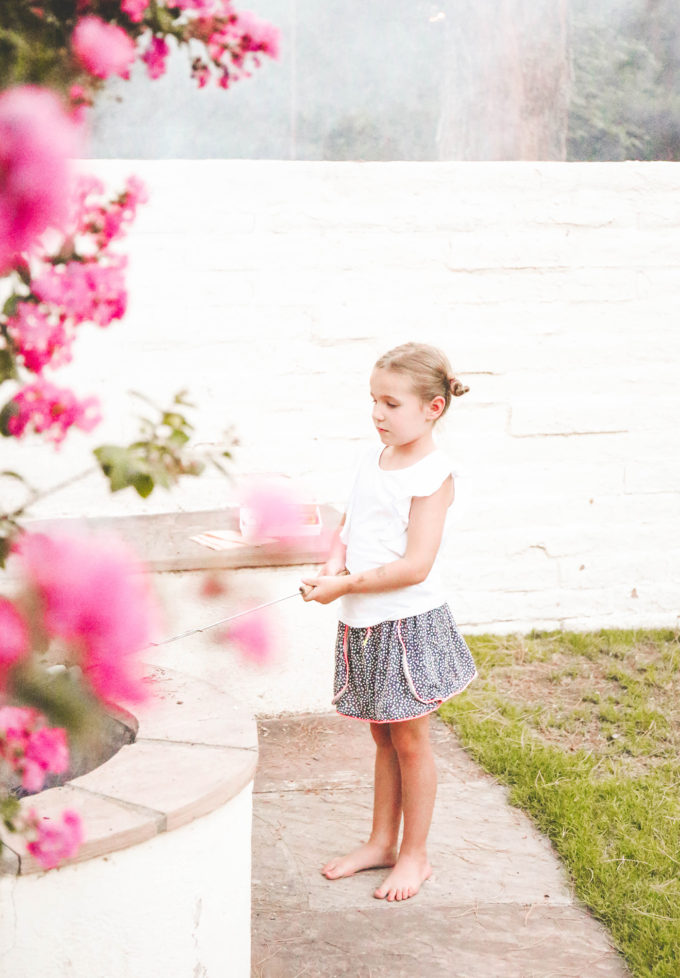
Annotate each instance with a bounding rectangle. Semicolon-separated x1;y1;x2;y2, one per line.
300;575;349;605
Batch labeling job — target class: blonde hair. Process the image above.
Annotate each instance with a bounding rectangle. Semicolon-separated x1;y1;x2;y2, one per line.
374;342;469;418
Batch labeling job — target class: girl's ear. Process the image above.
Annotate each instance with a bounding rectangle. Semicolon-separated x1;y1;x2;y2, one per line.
428;395;446;419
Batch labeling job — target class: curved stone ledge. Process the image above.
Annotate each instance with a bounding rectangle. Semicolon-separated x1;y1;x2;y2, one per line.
0;665;258;876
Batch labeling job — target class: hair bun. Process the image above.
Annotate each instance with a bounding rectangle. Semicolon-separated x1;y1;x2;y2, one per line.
449;376;470;397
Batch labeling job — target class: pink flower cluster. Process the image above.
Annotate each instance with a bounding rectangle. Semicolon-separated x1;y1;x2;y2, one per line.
0;86;82;274
239;482;306;542
142;36;170;80
193;8;280;88
24;808;84;870
0;597;30;673
71;174;148;254
72;16;136;80
0;706;69;794
1;174;147;443
17;531;159;704
0;707;83;869
33;259;128;329
67;3;278;88
5;303;74;374
6;379;101;445
121;0;150;23
225;611;274;665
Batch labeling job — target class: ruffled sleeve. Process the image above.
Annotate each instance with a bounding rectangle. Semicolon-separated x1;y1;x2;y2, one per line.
408;450;455;497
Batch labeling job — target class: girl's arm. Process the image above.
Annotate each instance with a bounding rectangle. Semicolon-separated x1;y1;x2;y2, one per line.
301;477;452;605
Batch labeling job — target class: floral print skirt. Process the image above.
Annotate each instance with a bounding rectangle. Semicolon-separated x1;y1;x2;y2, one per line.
332;603;477;723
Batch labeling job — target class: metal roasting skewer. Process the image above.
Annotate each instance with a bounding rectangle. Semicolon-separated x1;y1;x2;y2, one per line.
148;585;314;648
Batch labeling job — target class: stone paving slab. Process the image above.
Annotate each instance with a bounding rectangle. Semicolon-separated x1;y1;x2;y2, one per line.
252;713;631;978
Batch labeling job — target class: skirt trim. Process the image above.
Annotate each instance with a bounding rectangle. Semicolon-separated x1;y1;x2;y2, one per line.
331;623;350;705
397;619;441;706
336;668;478;725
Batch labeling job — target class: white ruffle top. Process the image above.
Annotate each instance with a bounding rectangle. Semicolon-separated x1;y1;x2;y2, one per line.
339;445;455;627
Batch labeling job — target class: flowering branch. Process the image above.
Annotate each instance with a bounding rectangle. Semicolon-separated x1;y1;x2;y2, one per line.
0;0;278;871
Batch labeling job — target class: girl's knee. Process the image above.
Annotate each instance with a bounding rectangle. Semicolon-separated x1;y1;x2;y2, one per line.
389;718;430;758
370;721;393;748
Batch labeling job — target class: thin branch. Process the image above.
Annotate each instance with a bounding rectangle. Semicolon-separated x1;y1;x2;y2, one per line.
3;464;98;521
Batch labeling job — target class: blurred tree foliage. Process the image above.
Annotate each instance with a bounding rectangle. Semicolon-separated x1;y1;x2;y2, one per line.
82;0;680;160
568;0;680;160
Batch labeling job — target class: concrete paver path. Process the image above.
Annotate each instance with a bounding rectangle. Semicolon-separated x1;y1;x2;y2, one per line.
252;713;631;978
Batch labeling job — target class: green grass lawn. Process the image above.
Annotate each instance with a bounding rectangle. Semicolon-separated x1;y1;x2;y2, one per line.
439;628;680;978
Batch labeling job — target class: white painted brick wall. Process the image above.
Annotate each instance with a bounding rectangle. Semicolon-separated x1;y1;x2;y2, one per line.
3;161;679;634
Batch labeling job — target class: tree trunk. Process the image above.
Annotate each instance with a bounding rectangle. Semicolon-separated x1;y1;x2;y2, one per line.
438;0;571;160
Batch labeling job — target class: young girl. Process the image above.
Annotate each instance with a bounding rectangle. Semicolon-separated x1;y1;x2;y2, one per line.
301;342;477;904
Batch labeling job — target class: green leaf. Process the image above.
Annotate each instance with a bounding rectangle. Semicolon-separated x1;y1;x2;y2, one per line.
2;294;18;318
0;398;19;436
0;469;27;482
148;460;172;490
15;260;31;288
0;348;18;383
130;471;154;498
94;444;159;498
162;411;187;430
1;795;20;831
0;533;13;569
167;428;190;448
173;389;195;408
93;445;146;494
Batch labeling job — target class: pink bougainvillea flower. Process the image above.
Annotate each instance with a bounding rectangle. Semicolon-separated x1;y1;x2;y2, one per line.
232;10;280;58
25;725;69;777
67;83;93;123
6;378;101;444
21;725;69;792
17;532;160;704
191;58;211;88
0;86;82;273
225;610;274;665
0;705;35;742
6;301;74;373
175;0;222;12
0;597;29;671
25;809;83;870
32;258;127;329
121;0;150;23
69;173;147;252
71;16;136;80
239;481;305;542
141;35;170;80
0;707;70;794
0;706;35;776
123;174;149;209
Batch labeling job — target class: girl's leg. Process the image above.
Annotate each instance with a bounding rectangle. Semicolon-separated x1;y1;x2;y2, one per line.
374;713;435;902
322;721;401;879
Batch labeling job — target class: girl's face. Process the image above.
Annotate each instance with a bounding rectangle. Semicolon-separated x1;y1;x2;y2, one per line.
370;368;443;448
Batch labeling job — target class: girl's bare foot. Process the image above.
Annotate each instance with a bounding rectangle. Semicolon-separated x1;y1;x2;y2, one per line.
373;853;432;902
322;840;397;880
